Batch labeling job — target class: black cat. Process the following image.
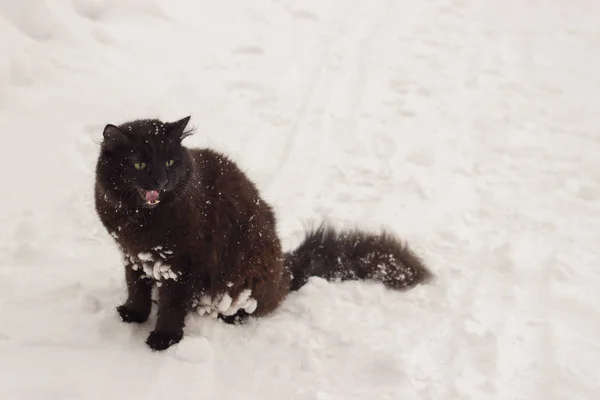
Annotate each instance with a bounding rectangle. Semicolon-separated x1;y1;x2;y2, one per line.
94;116;432;351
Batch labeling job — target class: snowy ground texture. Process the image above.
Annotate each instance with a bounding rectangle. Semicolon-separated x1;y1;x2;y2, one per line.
1;0;599;399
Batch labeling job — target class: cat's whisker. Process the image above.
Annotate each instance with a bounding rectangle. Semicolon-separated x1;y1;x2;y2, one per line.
122;189;139;214
168;181;194;211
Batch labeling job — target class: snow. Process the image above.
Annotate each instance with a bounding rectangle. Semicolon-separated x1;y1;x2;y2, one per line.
217;293;233;313
135;255;179;283
1;0;599;399
137;252;153;262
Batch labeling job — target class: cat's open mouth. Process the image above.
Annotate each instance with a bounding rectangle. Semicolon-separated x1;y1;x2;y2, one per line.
138;189;161;208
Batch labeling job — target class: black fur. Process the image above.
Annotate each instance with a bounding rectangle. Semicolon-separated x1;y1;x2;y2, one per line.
286;224;432;291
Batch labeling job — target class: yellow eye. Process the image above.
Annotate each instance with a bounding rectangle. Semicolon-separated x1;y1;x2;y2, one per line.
166;160;175;168
134;162;146;170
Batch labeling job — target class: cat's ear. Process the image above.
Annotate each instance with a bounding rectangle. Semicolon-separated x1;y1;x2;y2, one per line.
168;116;193;141
102;124;129;150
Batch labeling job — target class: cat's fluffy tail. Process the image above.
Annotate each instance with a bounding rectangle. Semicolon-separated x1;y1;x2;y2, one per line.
284;224;433;291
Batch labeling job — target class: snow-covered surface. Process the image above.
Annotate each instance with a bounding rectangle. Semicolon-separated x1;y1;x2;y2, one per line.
1;0;599;398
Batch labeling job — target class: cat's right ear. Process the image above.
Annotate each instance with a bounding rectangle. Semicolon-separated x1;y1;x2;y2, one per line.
102;124;129;150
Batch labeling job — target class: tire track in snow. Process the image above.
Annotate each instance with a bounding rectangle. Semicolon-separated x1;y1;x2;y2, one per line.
536;256;556;400
440;240;558;399
333;0;399;224
264;0;352;191
494;245;562;400
271;0;396;225
265;0;393;193
335;0;395;137
438;246;496;399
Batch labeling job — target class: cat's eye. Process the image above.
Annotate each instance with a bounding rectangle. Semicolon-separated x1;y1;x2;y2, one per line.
166;160;175;168
134;162;146;170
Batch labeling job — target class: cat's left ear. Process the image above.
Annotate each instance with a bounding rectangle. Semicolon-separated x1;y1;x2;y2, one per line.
168;116;193;141
102;124;130;150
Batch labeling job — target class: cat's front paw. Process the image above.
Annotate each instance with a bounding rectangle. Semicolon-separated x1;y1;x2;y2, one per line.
117;304;149;323
146;330;183;351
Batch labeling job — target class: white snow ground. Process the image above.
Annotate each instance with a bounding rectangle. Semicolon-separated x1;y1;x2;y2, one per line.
1;0;599;398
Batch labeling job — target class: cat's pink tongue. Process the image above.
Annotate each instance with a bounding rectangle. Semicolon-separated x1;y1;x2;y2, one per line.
144;190;160;202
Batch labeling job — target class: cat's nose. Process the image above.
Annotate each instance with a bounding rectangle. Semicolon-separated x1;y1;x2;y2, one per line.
156;177;168;189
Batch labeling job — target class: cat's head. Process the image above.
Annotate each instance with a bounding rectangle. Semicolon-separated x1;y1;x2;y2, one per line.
96;116;193;209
